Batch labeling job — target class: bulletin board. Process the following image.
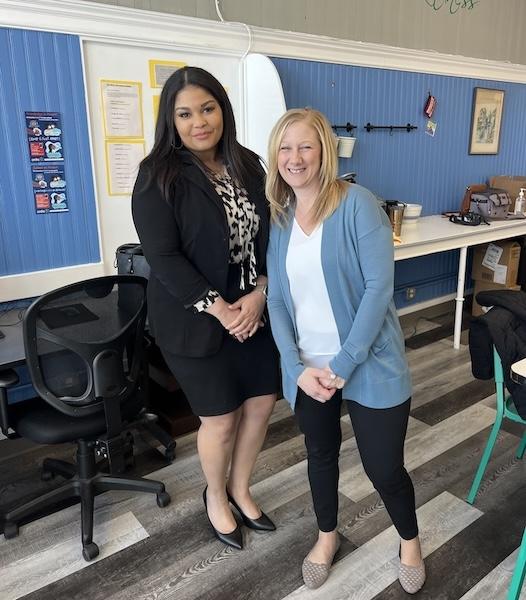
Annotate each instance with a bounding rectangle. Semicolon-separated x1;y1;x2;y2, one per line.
0;21;286;303
82;43;285;272
0;27;100;281
82;41;245;269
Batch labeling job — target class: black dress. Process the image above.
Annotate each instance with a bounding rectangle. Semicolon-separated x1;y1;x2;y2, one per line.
160;170;279;416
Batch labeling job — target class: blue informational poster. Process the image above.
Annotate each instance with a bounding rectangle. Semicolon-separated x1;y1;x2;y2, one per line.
31;164;69;214
25;112;64;162
26;111;69;213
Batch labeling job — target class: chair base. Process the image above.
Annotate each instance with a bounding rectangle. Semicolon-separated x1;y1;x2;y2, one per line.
41;457;77;481
142;415;177;461
123;408;177;462
3;438;170;561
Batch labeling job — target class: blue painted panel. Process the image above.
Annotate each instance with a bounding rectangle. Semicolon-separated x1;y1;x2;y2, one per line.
0;27;100;276
271;57;526;308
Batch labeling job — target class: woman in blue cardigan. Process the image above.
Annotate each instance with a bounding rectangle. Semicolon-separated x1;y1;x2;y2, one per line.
265;108;424;593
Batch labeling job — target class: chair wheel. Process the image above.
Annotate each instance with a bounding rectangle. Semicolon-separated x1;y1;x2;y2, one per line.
41;470;55;482
82;542;99;561
156;491;171;508
3;522;19;539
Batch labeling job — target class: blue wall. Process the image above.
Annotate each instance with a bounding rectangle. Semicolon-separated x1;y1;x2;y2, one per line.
0;27;100;277
271;57;526;307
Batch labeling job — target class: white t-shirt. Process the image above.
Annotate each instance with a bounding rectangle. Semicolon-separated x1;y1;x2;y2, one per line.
285;219;341;369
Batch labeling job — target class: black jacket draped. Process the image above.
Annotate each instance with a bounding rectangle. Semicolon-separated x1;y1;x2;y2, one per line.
469;289;526;418
131;155;269;357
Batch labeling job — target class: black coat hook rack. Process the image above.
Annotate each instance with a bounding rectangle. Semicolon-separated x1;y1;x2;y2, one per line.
364;123;417;133
332;122;357;134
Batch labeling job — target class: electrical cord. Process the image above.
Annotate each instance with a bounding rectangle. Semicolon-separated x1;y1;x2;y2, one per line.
0;308;25;327
403;309;455;340
214;0;253;59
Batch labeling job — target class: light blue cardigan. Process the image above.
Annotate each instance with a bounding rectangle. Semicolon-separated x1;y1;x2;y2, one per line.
266;184;412;410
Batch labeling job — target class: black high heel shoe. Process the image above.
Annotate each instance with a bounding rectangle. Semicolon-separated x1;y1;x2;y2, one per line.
203;487;243;550
227;490;276;531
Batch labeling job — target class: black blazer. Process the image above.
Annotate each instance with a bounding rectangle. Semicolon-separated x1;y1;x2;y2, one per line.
131;155;270;357
469;289;526;419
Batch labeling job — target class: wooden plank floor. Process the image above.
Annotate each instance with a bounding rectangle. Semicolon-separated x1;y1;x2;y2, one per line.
1;312;526;600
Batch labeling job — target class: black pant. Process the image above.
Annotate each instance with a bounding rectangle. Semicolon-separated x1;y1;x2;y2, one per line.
295;389;418;539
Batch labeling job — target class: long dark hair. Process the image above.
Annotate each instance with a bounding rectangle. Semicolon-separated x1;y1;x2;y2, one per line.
141;66;262;200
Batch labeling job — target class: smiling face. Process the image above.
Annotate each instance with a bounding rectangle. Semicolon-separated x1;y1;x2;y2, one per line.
173;84;224;160
277;120;322;198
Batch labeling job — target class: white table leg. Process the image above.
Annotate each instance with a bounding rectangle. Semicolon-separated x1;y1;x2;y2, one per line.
454;246;468;349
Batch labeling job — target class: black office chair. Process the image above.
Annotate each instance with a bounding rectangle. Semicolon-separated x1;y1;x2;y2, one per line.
116;244;177;461
0;275;170;561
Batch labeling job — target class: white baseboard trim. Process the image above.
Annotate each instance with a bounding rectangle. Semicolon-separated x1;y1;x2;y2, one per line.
0;262;107;302
396;292;459;316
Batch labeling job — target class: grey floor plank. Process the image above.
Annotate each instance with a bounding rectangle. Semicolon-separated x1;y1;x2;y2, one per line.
341;426;518;547
411;361;477;411
405;315;470;349
268;398;294;424
105;492;356;600
283;492;482;600
401;317;442;340
460;546;526;600
0;435;37;460
261;414;301;451
1;512;148;600
406;338;469;372
411;377;496;425
373;484;526;600
21;490;351;600
3;308;525;600
409;344;471;387
339;402;496;502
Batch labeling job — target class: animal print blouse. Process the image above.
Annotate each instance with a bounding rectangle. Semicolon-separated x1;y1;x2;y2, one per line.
193;169;260;313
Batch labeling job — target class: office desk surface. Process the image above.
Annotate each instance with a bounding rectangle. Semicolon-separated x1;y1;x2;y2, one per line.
2;217;526;361
395;215;526;260
395;215;526;348
512;358;526;385
0;310;25;369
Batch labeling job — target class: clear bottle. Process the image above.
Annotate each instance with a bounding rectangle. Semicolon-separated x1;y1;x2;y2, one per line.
514;188;526;215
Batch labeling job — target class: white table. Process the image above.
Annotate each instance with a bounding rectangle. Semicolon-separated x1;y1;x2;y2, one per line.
511;357;526;385
394;215;526;349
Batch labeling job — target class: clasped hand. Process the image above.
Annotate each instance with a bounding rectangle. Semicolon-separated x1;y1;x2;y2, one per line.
226;290;265;340
208;292;264;342
298;367;346;403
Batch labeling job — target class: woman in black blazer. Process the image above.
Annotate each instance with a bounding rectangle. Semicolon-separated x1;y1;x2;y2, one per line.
132;67;279;550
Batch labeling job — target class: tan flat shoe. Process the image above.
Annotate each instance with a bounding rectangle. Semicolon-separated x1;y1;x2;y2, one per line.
301;539;340;590
398;558;426;594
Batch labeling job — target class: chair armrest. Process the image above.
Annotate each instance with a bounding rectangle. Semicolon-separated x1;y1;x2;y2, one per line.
0;369;20;435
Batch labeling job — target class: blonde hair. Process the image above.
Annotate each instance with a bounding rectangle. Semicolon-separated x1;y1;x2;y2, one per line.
266;108;348;225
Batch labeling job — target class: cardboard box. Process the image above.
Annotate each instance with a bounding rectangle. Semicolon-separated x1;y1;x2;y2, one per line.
471;241;521;287
472;279;521;317
490;175;526;209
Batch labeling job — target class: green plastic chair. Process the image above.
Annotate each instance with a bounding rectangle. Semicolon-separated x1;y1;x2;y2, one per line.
466;348;526;600
508;527;526;600
467;347;526;505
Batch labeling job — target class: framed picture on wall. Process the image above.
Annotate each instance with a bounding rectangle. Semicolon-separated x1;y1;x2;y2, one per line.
469;87;505;155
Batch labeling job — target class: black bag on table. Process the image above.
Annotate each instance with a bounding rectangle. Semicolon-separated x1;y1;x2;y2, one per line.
115;244;150;316
115;243;150;279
